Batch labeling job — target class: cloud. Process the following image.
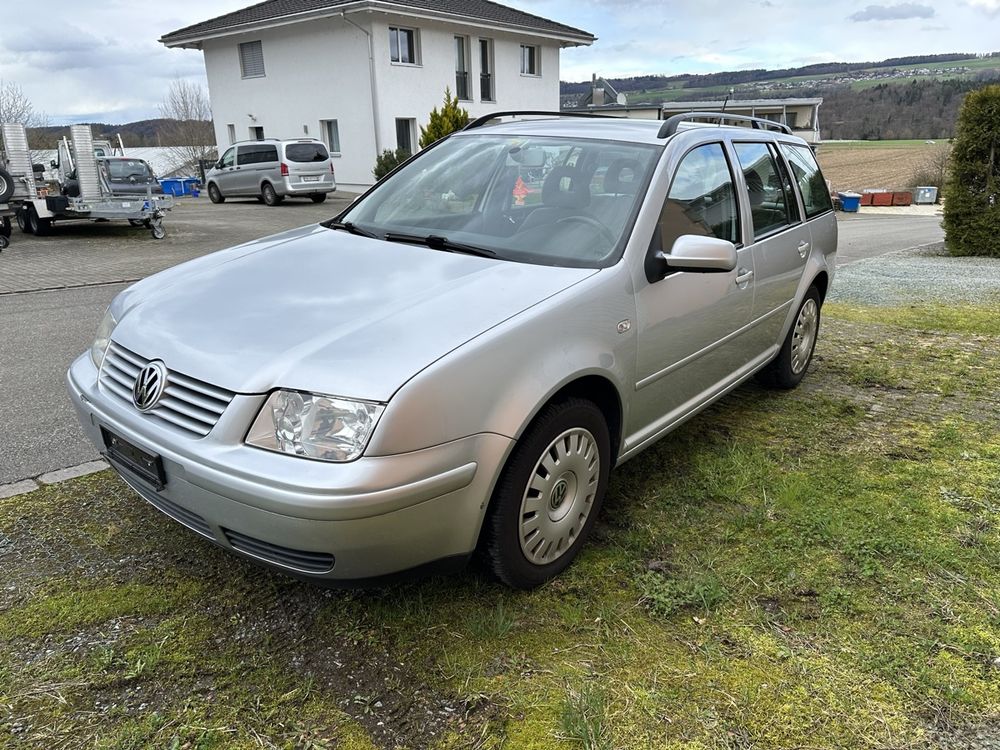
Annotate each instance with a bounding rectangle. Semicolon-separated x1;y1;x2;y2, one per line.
966;0;1000;14
849;3;935;21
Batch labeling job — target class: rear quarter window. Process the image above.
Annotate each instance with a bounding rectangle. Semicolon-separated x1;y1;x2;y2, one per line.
285;143;330;162
779;143;833;219
238;145;278;165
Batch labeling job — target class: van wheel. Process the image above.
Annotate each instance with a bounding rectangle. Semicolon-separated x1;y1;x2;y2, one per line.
483;397;611;589
27;206;51;236
309;193;327;204
208;183;225;204
757;286;822;390
261;183;283;206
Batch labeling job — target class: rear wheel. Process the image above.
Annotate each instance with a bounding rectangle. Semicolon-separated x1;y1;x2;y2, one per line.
261;183;283;206
483;397;611;589
757;285;822;390
0;216;10;239
207;183;225;204
16;207;31;234
27;206;50;236
310;193;327;204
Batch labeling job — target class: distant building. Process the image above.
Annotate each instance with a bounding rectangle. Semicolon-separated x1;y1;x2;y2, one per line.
161;0;594;190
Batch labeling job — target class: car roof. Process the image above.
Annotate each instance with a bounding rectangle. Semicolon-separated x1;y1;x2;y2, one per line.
453;115;809;148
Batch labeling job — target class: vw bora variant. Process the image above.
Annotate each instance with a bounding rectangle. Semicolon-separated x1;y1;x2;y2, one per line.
68;113;837;589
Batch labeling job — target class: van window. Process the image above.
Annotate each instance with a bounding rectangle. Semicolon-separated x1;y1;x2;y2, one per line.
285;143;330;163
780;143;834;218
659;143;740;250
220;148;235;168
733;142;797;239
237;145;278;165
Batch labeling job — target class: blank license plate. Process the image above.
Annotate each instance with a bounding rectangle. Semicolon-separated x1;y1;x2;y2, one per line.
102;427;166;489
301;176;320;182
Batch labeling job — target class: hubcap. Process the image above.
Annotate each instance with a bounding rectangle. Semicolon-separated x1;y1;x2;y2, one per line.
518;428;600;565
790;298;819;374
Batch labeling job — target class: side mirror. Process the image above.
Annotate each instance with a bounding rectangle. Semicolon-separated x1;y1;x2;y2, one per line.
660;235;737;273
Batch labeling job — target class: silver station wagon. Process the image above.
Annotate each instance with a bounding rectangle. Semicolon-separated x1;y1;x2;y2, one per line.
68;112;837;589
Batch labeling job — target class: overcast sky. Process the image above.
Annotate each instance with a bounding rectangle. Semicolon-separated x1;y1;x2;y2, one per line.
2;0;999;124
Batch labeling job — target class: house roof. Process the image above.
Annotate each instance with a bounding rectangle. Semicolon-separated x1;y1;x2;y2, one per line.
160;0;594;47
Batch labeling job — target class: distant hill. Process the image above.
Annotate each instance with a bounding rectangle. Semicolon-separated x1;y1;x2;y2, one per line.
28;118;213;149
561;52;1000;139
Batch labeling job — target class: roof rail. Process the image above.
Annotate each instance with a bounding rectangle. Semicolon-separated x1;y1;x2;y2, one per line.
657;112;793;139
463;110;616;131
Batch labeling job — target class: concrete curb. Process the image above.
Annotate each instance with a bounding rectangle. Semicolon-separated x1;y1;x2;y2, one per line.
0;459;109;501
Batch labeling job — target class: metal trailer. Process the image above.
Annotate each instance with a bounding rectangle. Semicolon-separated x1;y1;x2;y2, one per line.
2;123;174;243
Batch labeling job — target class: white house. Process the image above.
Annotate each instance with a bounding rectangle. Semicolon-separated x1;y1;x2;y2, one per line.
160;1;594;190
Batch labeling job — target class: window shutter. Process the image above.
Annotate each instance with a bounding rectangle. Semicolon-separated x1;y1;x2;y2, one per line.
239;41;265;78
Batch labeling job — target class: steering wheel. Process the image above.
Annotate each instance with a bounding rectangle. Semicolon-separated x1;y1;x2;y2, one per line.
556;215;618;247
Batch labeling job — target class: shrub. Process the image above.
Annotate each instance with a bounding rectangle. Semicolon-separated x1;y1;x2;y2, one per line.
910;146;951;190
942;84;1000;257
372;148;410;181
418;87;470;149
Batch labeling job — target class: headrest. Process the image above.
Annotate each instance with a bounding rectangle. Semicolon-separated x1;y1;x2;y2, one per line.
541;166;590;209
744;170;765;207
605;159;641;195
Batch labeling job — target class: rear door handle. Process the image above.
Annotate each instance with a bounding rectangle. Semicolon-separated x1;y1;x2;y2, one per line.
797;241;810;258
736;268;754;285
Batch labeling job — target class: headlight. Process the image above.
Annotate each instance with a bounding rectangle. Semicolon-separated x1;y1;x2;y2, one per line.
90;308;117;368
246;390;385;462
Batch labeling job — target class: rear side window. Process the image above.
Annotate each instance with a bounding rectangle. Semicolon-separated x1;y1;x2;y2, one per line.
237;145;278;165
733;142;798;239
285;143;330;163
660;142;740;249
780;143;834;218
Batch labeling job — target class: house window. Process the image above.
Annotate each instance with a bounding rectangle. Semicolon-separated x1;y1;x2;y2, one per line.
227;124;236;144
249;125;264;140
395;118;415;154
520;44;539;76
321;119;341;154
455;36;470;100
239;40;265;78
479;38;494;101
389;27;418;64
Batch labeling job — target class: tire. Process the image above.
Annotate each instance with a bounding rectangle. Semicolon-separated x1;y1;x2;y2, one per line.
0;168;14;203
261;183;283;206
483;397;612;589
16;207;31;234
151;224;166;240
27;207;51;236
128;219;144;227
310;193;327;204
757;285;822;390
0;216;10;239
207;183;225;204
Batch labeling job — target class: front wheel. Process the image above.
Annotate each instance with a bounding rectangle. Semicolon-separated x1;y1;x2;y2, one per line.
16;207;32;234
207;183;225;204
27;207;51;236
757;286;822;390
483;398;611;589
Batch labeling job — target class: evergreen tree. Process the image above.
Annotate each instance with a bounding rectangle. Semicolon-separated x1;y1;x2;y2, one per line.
942;84;1000;257
419;88;470;149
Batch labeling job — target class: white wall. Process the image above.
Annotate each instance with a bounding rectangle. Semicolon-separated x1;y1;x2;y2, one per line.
201;12;565;190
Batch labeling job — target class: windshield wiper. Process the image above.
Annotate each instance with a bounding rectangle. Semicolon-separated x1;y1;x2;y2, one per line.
382;232;496;258
324;220;378;238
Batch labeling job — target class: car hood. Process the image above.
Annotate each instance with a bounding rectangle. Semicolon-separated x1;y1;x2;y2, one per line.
111;225;597;400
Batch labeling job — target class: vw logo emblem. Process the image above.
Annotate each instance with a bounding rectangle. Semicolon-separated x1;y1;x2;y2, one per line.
550;479;569;510
132;361;168;412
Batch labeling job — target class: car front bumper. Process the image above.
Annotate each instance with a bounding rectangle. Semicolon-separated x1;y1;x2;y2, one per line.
66;354;511;581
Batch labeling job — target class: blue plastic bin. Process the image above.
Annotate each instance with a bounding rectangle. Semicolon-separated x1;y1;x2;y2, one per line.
182;178;200;196
837;191;862;213
160;179;183;197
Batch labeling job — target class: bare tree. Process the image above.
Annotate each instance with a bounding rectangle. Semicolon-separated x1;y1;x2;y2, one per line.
158;79;217;175
0;80;35;125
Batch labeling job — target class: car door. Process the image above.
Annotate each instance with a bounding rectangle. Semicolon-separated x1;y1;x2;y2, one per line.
215;147;237;193
628;141;756;452
234;146;260;195
732;141;811;353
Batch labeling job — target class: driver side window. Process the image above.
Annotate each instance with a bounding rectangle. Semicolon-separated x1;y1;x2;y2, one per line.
220;148;235;168
659;143;740;252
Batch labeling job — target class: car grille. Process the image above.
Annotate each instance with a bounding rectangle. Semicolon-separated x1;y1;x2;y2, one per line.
123;475;215;540
99;341;236;438
223;528;335;574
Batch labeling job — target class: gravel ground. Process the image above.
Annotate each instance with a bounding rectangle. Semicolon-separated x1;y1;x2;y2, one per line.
831;241;1000;306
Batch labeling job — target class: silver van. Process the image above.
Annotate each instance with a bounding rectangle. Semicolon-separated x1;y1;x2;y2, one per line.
206;138;336;206
69;112;836;589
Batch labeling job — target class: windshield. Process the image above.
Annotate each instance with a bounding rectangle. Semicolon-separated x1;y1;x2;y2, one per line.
104;159;152;180
340;134;661;268
285;143;330;162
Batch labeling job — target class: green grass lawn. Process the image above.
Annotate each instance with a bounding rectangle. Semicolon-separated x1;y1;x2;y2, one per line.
2;303;999;749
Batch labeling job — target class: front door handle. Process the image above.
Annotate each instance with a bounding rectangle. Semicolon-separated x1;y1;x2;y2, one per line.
797;241;810;258
736;268;754;286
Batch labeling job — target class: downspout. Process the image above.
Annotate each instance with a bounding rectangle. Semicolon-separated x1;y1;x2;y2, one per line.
341;12;382;154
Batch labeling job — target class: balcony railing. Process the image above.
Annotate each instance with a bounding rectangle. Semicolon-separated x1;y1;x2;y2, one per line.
455;71;470;101
480;73;493;102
